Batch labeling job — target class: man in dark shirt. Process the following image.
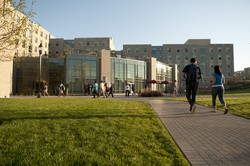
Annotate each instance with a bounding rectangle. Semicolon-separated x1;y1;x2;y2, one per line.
182;58;202;113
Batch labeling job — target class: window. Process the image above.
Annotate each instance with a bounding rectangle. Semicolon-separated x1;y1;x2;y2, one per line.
144;48;147;53
16;16;20;23
218;48;222;52
176;48;180;52
201;48;205;54
40;31;43;37
185;48;188;52
56;42;59;46
167;47;171;52
127;49;130;53
22;41;25;48
226;48;230;53
192;48;197;53
87;41;90;46
209;48;213;53
135;49;139;53
29;46;32;52
176;56;180;61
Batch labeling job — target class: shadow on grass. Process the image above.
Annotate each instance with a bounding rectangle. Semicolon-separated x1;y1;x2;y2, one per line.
0;113;157;125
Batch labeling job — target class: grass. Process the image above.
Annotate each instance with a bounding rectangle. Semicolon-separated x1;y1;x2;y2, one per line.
169;92;250;119
0;98;189;166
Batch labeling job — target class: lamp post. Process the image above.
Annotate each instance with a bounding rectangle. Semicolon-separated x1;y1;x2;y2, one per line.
37;43;43;98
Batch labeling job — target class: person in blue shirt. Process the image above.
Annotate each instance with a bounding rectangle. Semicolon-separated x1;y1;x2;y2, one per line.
211;65;228;114
93;80;99;98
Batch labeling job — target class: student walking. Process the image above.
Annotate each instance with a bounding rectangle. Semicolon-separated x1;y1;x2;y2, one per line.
172;80;177;98
182;58;202;113
43;83;49;96
125;84;131;97
93;80;99;98
211;65;228;114
107;82;114;98
59;83;65;97
100;81;106;98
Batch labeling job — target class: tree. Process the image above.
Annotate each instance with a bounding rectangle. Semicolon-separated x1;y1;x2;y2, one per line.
80;62;90;94
0;0;36;61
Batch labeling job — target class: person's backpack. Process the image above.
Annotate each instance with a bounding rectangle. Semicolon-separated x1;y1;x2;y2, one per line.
186;64;201;84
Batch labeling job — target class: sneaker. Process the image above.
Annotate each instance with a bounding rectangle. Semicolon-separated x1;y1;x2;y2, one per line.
191;104;196;114
224;108;228;114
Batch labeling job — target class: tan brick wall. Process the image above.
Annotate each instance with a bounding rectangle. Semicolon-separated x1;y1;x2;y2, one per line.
99;50;111;82
0;61;13;98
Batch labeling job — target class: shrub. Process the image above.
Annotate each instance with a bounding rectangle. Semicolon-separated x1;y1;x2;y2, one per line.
141;90;163;97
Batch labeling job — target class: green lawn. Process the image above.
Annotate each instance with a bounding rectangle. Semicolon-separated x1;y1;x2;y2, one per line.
0;98;189;166
170;93;250;119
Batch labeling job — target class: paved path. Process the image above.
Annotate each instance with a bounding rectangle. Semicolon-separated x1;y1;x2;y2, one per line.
147;100;250;166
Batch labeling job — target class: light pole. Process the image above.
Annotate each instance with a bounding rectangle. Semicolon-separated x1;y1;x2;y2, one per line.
37;43;43;98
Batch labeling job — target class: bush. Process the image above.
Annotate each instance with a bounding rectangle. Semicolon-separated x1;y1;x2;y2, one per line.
140;90;163;97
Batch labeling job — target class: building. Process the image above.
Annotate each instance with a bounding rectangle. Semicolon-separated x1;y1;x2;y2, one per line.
243;67;250;80
13;50;174;95
122;39;234;90
13;57;65;95
49;37;116;57
0;1;53;97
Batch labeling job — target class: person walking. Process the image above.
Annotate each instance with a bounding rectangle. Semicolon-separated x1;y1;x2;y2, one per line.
182;58;203;113
93;80;99;98
211;65;228;114
125;84;131;97
107;82;114;98
43;83;49;96
172;80;177;98
100;81;106;98
59;83;65;97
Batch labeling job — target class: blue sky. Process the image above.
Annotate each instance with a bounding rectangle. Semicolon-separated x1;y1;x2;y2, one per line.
31;0;250;71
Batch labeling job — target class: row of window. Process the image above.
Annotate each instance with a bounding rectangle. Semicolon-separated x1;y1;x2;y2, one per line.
167;55;231;61
126;47;231;54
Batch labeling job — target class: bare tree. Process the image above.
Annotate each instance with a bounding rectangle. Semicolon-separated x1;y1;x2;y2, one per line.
80;62;90;94
0;0;36;61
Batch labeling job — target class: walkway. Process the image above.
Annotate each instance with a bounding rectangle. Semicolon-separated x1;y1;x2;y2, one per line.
147;100;250;166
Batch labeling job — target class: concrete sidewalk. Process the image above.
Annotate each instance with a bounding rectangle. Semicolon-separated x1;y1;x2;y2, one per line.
148;100;250;166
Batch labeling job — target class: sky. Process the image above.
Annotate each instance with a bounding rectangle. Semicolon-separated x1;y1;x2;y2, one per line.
30;0;250;71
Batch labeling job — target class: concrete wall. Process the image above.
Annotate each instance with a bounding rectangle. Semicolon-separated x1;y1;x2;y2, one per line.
0;61;13;98
99;50;111;82
148;57;157;90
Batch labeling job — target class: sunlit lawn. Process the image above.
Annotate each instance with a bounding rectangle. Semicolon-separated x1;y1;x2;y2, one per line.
0;98;189;165
169;92;250;119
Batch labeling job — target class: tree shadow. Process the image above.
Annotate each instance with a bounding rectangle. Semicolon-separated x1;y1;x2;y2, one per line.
0;113;157;126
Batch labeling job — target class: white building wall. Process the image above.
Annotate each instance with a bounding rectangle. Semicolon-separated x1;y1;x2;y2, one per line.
0;61;13;98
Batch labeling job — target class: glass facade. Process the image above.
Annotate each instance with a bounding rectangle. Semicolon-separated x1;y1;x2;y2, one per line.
156;62;172;93
13;54;174;95
111;57;147;93
13;57;65;95
65;54;99;94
